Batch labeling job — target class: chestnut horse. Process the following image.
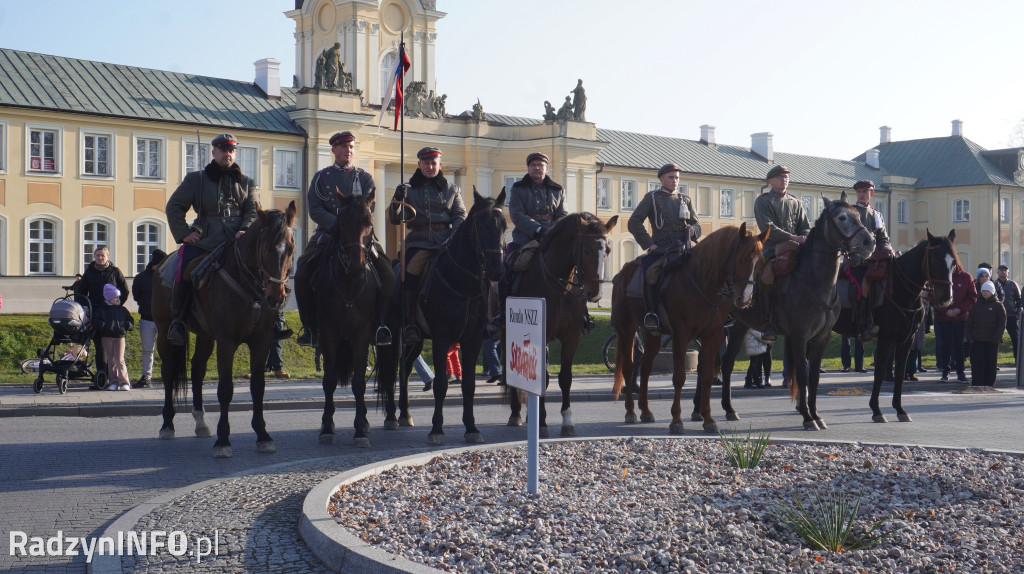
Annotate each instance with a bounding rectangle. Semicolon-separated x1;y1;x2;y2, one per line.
154;203;296;458
611;222;767;434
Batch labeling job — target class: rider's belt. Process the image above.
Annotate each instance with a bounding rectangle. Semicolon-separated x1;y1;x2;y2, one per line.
658;225;688;232
534;215;553;221
410;223;451;232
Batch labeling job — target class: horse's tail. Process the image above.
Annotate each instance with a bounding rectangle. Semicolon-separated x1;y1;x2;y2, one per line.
373;343;396;408
168;336;190;408
785;338;798;401
612;339;625;401
501;380;515;407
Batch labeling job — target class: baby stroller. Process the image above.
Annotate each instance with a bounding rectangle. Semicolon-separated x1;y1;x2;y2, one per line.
28;288;105;393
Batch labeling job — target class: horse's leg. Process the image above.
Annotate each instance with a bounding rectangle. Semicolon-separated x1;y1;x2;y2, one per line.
398;343;420;427
352;341;372;448
787;337;817;430
378;342;399;430
212;342;238;458
892;338;914;423
246;338;276;454
720;323;746;421
191;337;214;438
558;336;580;437
428;340;449;445
460;337;484;444
617;325;639;424
319;341;339;444
538;371;550;439
157;328;181;440
805;333;831;430
669;335;691;434
697;330;725;434
868;334;894;423
637;331;658;423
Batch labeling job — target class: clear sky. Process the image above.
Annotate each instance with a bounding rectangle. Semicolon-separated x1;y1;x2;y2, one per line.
3;0;1023;160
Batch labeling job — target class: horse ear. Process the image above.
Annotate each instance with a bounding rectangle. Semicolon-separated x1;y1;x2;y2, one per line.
286;200;297;228
948;229;956;242
366;188;376;208
926;228;934;241
495;187;507;208
604;215;619;232
473;185;482;204
822;195;834;211
739;221;747;236
839;190;848;204
757;226;770;243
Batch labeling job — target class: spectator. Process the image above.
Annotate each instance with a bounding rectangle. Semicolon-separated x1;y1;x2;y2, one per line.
447;343;462;385
996;265;1022;360
481;336;502;384
840;336;866;373
92;284;134;391
74;247;129;389
934;264;976;383
246;310;292;379
131;249;166;388
966;281;1005;387
743;329;773;388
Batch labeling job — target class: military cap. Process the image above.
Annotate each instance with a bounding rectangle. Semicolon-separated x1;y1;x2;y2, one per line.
766;165;790;180
658;163;683;177
329;131;356;146
999;264;1009;271
526;152;549;165
417;146;442;160
211;133;238;151
853;180;875;190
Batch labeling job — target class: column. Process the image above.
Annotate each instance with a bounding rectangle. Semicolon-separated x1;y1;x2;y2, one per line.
368;23;380;102
355;20;368;95
581;169;596;213
476;167;494;199
563;169;578;213
294;32;304;87
425;32;437;94
368;160;388;252
413;30;425;85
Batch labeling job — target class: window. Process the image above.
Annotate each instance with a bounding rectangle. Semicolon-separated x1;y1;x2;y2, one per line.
874;200;886;217
135;136;163;179
897;199;909;224
620;179;636;210
647;180;660;192
0;120;7;172
696;185;712;216
274;148;300;189
82;132;112;176
1000;250;1010;270
1000;197;1010;223
596;178;610;209
237;145;260;186
29;127;59;172
800;195;814;218
81;220;110;273
379;52;396;105
501;174;518;194
184;141;211;174
134;221;163;275
720;188;735;218
953;198;970;222
27;218;58;274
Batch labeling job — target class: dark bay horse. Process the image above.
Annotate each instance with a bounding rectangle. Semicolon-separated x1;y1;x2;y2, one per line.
311;190;378;447
502;212;619;437
833;230;956;423
377;189;507;445
611;223;767;434
154;203;296;458
708;194;875;430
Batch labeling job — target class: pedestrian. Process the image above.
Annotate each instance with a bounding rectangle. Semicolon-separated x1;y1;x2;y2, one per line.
933;263;976;382
743;329;773;388
92;284;134;391
74;246;129;388
481;336;502;384
966;281;1005;387
840;336;867;373
968;267;1000;360
996;264;1022;360
265;310;291;378
447;343;462;385
131;249;166;388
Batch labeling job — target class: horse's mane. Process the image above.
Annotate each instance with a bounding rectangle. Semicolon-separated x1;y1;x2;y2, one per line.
539;212;606;250
691;225;761;281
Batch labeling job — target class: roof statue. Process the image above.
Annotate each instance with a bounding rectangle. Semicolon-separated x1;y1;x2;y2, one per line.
543;100;557;121
471;99;485;121
571;79;586;121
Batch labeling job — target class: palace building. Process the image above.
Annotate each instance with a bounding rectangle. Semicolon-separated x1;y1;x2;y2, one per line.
1;0;1022;311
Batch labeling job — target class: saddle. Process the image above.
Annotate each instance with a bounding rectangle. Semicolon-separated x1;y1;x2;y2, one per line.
507;239;540;273
864;249;893;281
762;239;801;286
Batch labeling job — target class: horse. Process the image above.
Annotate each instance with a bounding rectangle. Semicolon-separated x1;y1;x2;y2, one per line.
705;193;875;430
377;188;507;445
153;203;297;458
309;189;378;447
611;223;767;434
833;230;956;423
501;212;619;437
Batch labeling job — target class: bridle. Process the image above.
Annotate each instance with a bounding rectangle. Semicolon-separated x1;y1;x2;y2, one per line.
434;205;504;299
326;199;374;308
221;215;293;311
536;230;607;299
816;204;873;259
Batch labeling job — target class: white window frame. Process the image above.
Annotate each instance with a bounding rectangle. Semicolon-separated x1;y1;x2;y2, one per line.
720;187;735;218
273;146;301;190
897;199;909;224
379;51;397;106
647;180;660;192
80;128;115;178
696;185;712;217
800;195;814;219
620;178;637;211
953;198;970;223
500;173;519;195
132;218;165;275
596;177;611;210
236;144;262;188
182;140;211;178
742;188;757;219
25;215;62;275
133;133;166;182
0;120;7;174
26;123;63;176
80;216;115;274
1000;250;1010;270
1000;197;1010;223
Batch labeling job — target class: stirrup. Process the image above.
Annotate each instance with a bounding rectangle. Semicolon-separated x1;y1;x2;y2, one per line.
491;312;506;328
723;314;736;328
582;313;596;335
642;313;661;334
296;328;317;347
375;326;392;347
403;325;422;344
760;323;777;342
860;325;879;342
167;321;187;346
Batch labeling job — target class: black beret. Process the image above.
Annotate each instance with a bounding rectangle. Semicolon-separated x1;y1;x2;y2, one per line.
329;131;356;146
417;146;442;160
658;163;683;177
526;152;549;165
853;180;875;190
211;133;238;150
766;165;790;179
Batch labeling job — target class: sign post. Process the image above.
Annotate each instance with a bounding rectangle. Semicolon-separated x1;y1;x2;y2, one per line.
505;297;546;494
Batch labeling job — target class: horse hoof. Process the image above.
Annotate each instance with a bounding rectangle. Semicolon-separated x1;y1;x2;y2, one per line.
703;422;719;434
897;413;913;423
213;446;233;458
383;420;399;430
353;437;371;448
319;433;335;445
465;432;484;444
726;413;740;422
158;428;175;440
362;424;371;434
872;415;888;423
257;441;276;454
399;416;414;427
803;420;820;431
507;416;523;427
690;411;703;422
560;426;577;437
640;412;656;423
539;427;549;438
815;419;828;430
669;423;685;435
625;413;638;424
427;433;446;445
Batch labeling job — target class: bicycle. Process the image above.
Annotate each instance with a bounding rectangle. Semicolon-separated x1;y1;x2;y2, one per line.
602;328;673;372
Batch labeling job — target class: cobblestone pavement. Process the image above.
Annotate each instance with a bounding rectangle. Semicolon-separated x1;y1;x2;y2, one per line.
1;371;1022;573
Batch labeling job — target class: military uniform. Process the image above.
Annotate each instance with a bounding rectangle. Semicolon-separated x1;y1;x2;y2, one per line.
508;174;567;247
845;182;893;341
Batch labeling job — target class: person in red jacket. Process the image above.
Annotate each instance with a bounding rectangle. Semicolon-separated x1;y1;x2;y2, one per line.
933;265;977;382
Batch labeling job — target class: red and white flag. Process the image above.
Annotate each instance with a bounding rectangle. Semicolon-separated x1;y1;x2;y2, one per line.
377;43;411;131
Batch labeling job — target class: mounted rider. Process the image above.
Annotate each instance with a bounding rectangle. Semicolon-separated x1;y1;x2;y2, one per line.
753;165;810;341
388;146;466;343
627;163;702;334
294;131;394;348
844;180;894;341
165;133;258;346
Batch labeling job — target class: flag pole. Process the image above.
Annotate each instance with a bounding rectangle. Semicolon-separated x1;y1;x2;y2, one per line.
397;33;409;367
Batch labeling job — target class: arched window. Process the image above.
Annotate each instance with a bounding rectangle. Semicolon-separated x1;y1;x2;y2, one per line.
27;217;59;275
81;219;111;273
379;52;397;105
134;220;163;275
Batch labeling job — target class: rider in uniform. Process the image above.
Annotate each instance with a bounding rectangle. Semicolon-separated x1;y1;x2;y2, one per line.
847;179;893;341
753;165;810;341
165;133;258;346
294;131;394;348
388;146;466;343
627;163;701;333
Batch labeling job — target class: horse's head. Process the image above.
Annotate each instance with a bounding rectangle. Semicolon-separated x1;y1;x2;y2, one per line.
542;213;618;303
731;221;768;308
692;222;766;309
332;188;375;277
465;186;508;283
923;228;957;307
818;192;875;260
249;200;297;308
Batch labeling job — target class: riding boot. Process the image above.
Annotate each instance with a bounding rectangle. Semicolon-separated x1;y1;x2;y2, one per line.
402;290;422;344
760;298;777;342
642;281;661;334
857;298;879;342
167;281;191;346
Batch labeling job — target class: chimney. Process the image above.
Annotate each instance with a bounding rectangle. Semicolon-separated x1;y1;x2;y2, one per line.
751;132;773;161
254;58;281;99
879;125;892;144
951;119;963;137
866;148;880;169
700;124;716;147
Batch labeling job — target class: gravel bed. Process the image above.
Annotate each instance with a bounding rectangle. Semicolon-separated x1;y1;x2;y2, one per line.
331;437;1024;573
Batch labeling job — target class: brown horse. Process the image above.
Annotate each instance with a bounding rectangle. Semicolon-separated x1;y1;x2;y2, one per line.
502;212;619;437
611;222;767;434
154;203;297;458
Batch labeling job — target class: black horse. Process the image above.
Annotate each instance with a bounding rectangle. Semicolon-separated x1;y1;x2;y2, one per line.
310;190;379;447
700;193;875;430
833;230;956;423
377;189;507;445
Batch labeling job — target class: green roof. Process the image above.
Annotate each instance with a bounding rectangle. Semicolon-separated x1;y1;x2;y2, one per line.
851;136;1021;188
